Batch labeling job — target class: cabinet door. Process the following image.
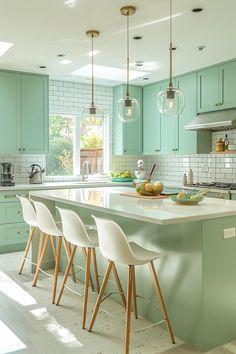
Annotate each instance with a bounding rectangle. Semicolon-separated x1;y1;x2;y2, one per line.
221;61;236;109
198;67;220;113
124;85;142;155
160;81;179;154
0;71;21;153
113;85;125;155
143;83;161;154
21;74;49;153
0;223;29;251
113;85;142;155
0;202;23;224
177;73;198;153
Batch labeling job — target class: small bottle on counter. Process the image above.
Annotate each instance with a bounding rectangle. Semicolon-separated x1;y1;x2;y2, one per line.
183;173;187;186
187;168;193;185
225;134;229;150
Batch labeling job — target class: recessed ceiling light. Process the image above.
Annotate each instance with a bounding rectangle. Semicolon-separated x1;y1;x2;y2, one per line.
135;61;144;67
87;50;100;57
39;65;46;69
133;36;142;40
59;59;72;64
198;45;206;51
64;0;77;7
143;77;150;80
172;47;177;50
0;41;14;57
192;8;203;13
57;54;65;57
71;64;148;81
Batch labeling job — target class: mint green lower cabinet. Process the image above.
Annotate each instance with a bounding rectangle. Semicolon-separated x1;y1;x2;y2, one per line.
38;200;236;351
177;73;212;154
113;84;142;155
0;202;23;224
0;223;29;253
143;83;161;154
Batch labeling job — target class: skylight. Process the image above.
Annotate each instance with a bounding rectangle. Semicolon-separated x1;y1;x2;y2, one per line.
71;64;148;81
0;41;14;57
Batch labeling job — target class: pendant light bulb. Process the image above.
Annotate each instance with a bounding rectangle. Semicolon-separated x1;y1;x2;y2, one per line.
82;30;104;121
157;0;185;116
118;6;140;123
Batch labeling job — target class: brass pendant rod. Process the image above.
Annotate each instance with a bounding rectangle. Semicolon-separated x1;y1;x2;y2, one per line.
169;0;173;89
126;13;130;97
91;33;95;106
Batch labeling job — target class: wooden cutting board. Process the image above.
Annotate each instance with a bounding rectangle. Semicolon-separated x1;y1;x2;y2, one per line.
120;192;169;199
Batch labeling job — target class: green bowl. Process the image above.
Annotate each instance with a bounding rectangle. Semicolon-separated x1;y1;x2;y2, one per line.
111;177;134;182
170;195;204;205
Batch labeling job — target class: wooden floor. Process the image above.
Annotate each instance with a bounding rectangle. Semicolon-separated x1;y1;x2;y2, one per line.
0;252;235;354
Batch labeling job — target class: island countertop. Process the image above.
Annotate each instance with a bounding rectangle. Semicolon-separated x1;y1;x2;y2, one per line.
30;186;236;225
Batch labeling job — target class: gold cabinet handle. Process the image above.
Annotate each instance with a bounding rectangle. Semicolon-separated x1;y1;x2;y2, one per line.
4;194;16;199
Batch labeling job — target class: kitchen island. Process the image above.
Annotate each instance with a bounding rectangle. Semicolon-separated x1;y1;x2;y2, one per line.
30;187;236;352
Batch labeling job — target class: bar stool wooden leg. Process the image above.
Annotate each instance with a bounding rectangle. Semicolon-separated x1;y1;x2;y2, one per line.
63;237;76;283
32;234;49;287
125;265;133;354
56;245;77;306
19;226;35;275
132;266;138;319
82;247;91;329
88;261;113;332
83;247;94;291
91;248;100;293
37;232;45;264
112;263;126;308
148;261;175;344
52;237;62;304
50;235;56;261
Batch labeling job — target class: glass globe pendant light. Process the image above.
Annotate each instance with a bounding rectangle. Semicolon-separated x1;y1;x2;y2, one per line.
117;6;140;123
82;30;104;122
157;0;185;116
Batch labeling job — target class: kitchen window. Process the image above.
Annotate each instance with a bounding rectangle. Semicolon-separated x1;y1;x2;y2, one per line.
46;114;110;177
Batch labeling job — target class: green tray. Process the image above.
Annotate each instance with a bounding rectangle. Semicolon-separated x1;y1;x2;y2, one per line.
111;177;134;182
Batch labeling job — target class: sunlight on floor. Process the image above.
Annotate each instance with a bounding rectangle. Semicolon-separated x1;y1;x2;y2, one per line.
0;320;26;354
30;307;83;348
0;271;37;306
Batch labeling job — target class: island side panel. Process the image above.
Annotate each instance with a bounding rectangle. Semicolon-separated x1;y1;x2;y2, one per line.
202;216;236;351
55;201;204;348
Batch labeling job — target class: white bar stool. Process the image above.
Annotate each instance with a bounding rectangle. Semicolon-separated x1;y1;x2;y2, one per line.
17;196;40;275
56;207;100;329
88;216;175;354
32;200;76;303
56;207;127;329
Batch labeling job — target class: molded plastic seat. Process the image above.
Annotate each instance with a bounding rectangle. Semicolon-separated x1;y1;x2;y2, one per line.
88;216;175;354
56;207;100;329
17;196;38;275
31;200;76;303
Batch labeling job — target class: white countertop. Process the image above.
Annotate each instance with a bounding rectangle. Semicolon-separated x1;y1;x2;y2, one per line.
30;187;236;225
0;180;133;191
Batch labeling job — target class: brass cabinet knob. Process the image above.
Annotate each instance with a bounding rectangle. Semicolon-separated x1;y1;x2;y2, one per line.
215;103;219;106
155;149;160;152
22;148;25;151
18;148;21;151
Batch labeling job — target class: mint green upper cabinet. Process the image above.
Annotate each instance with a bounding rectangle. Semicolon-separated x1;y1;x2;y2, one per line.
221;61;236;109
0;72;21;153
198;60;236;113
143;83;161;154
178;73;211;154
160;80;179;154
21;74;49;153
198;67;219;113
113;85;142;155
0;70;48;155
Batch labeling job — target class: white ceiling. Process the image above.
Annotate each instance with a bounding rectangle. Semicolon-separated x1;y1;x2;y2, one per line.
0;0;235;86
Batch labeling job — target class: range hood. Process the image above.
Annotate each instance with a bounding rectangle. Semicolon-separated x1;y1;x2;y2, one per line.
185;109;236;131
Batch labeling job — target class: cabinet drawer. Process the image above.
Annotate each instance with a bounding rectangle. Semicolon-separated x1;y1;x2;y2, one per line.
0;223;29;246
0;202;24;224
0;191;29;203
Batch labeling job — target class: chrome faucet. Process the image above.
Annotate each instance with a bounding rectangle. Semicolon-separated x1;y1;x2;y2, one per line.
81;161;91;181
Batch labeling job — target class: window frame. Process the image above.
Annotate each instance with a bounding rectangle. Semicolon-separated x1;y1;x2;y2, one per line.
44;112;110;179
